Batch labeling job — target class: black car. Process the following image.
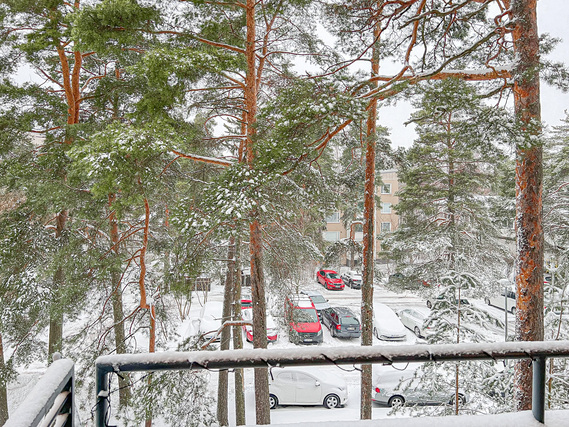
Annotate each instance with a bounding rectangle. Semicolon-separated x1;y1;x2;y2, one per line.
321;307;361;338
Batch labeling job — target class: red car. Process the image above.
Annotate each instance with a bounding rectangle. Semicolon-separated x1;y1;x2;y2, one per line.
316;269;345;290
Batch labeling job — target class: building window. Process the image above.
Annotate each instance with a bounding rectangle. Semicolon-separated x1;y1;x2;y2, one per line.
381;202;392;214
380;222;392;232
325;212;340;223
323;231;340;242
381;184;391;194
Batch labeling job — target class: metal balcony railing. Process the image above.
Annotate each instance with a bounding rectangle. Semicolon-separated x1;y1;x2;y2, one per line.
95;340;569;426
7;341;569;426
5;353;75;427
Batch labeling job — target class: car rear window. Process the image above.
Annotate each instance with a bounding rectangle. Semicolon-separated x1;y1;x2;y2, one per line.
340;316;359;325
310;295;326;304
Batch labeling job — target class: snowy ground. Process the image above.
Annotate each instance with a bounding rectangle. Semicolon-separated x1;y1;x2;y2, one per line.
173;279;511;426
7;276;515;425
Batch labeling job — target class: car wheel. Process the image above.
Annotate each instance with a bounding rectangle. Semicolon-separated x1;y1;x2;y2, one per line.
484;297;491;305
426;300;432;309
269;394;278;409
414;326;421;337
331;327;336;338
373;327;379;339
450;393;466;406
324;394;340;409
388;395;405;408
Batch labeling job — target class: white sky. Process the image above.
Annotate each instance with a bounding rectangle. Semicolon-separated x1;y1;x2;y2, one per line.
384;0;569;148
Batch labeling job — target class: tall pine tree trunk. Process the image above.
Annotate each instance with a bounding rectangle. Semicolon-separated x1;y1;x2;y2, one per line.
0;334;8;425
360;3;381;419
217;238;236;426
510;0;544;410
244;0;270;423
108;194;130;406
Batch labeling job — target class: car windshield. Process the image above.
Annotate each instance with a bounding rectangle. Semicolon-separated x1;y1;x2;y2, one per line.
340;316;359;325
326;273;340;279
310;295;326;304
293;308;318;323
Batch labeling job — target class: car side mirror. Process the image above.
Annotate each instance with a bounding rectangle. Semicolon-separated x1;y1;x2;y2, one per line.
315;381;321;387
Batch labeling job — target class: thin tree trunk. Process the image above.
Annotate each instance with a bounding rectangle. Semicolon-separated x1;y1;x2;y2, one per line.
48;210;67;362
360;3;381;419
139;195;155;427
510;0;544;410
109;194;130;406
217;238;236;426
232;239;246;425
0;334;8;425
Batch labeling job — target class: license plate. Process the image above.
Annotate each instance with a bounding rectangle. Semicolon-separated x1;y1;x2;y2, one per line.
304;338;313;342
347;327;355;331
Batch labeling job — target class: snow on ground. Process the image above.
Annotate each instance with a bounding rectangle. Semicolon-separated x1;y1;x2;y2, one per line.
7;275;514;425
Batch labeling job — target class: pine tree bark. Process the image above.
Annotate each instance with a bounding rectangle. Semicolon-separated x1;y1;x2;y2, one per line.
0;334;8;425
231;238;246;426
108;194;130;406
244;0;270;423
510;0;544;411
217;238;236;426
360;3;381;419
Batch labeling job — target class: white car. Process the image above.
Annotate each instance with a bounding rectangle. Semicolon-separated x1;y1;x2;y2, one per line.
268;368;348;409
373;303;407;341
397;308;432;338
484;288;516;314
241;307;278;343
197;301;224;343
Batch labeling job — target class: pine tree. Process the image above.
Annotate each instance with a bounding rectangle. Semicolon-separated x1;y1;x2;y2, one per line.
387;79;511;289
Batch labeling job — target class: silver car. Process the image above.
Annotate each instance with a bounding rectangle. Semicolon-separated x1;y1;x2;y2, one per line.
300;289;330;319
372;364;466;407
268;368;348;409
397;308;432;338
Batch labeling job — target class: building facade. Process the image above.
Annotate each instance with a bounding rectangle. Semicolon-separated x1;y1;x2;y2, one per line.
323;169;400;260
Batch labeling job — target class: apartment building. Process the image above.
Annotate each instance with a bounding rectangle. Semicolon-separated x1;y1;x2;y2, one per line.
323;169;400;259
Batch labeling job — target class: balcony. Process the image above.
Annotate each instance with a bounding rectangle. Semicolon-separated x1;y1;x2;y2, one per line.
6;341;569;426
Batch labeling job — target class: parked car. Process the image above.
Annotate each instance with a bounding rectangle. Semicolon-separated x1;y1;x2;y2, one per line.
341;270;362;289
485;288;516;314
241;307;278;343
321;306;361;338
197;301;224;344
269;367;348;409
316;269;345;290
426;294;470;309
372;363;466;407
372;302;407;341
397;308;432;338
240;292;252;309
285;295;323;344
300;289;330;319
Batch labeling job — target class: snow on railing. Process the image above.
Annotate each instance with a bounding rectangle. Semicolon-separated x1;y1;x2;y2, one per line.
95;340;569;426
5;353;75;427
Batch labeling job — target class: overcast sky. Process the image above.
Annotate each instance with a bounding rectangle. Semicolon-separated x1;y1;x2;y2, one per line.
384;0;569;148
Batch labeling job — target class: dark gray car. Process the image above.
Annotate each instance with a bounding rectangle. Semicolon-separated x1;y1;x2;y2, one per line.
321;307;361;338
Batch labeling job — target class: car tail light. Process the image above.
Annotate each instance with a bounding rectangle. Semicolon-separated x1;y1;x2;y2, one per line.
336;324;341;330
375;387;380;393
